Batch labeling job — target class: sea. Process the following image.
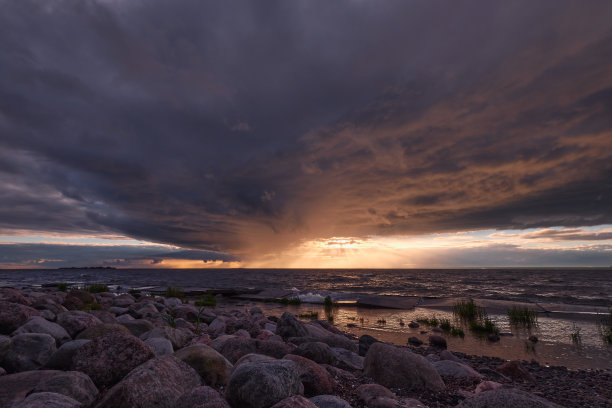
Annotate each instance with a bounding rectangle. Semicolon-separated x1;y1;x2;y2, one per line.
1;268;611;370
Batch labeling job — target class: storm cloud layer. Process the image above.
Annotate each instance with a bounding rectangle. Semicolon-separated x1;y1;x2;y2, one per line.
1;0;611;264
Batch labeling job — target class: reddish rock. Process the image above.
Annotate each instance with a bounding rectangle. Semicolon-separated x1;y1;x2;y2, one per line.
62;289;96;310
271;395;318;408
93;355;201;408
76;323;131;340
30;370;99;405
284;354;335;397
174;386;230;408
56;311;102;337
292;341;335;365
140;326;193;349
496;361;535;382
0;370;61;407
0;301;41;334
0;288;31;305
174;344;233;386
72;332;154;388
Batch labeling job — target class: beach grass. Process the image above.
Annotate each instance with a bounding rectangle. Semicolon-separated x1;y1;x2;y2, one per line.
165;286;184;298
194;292;217;307
597;307;612;344
570;323;582;344
57;282;69;292
162;313;177;328
377;318;387;324
85;283;109;293
450;327;465;337
298;311;319;319
417;316;439;327
453;300;487;322
469;318;499;335
508;306;538;328
439;318;452;331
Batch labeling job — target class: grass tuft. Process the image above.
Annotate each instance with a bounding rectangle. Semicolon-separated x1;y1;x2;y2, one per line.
450;327;465;337
84;283;109;293
508;306;538;328
165;286;184;298
57;283;69;292
440;318;452;331
453;300;487;322
570;323;582;344
298;311;319;319
377;318;387;324
194;292;217;307
597;307;612;344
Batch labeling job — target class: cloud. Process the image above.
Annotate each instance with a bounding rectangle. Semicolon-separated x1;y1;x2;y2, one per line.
0;1;611;264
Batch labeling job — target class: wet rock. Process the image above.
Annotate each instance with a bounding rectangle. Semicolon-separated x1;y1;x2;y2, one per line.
331;347;364;370
56;311;102;338
4;333;56;372
120;319;154;337
140;326;194;350
43;340;90;370
293;341;335;364
408;321;419;328
94;355;201;408
309;395;353;408
174;344;233;386
428;335;447;348
0;301;40;334
407;337;423;346
175;386;230;408
433;360;483;378
529;335;539;343
284;354;335;397
11;392;81;408
276;312;309;339
455;387;563;408
487;333;500;342
363;342;445;392
76;323;130;340
496;360;535;382
145;337;174;356
358;334;379;357
271;395;318;408
72;332;154;388
30;370;98;405
225;359;303;408
356;384;396;404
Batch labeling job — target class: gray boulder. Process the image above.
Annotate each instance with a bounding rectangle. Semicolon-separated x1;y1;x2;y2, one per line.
456;387;563;408
0;370;63;407
174;344;233;386
292;341;335;365
44;340;90;370
271;396;318;408
363;342;445;392
0;334;11;360
30;370;98;405
145;337;174;356
56;311;102;337
76;323;130;340
309;395;353;408
140;326;194;350
120;319;154;337
174;386;231;408
11;392;81;408
225;359;304;408
71;332;154;388
433;360;483;379
12;317;71;346
358;334;379;357
331;347;363;370
94;355;201;408
276;312;309;339
4;333;56;372
355;384;396;404
234;353;275;369
0;301;40;334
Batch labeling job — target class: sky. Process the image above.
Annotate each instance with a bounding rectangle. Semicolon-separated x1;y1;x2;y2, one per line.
0;0;611;269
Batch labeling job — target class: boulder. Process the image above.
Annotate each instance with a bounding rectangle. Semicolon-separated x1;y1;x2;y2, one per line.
62;289;96;310
175;386;230;408
174;344;233;386
407;337;423;346
112;294;135;307
225;359;304;408
475;381;503;394
43;340;90;370
439;350;462;363
234;353;275;369
4;333;56;372
88;310;118;324
358;334;379;357
255;339;294;359
0;370;63;407
72;332;154;388
120;319;154;337
0;288;31;305
363;343;444;392
76;323;130;340
11;392;81;408
496;360;535;382
0;301;40;334
292;341;335;364
93;355;201;408
140;326;193;350
145;337;174;356
30;370;98;405
455;387;563;408
164;297;183;308
331;347;363;370
276;312;309;339
40;310;56;321
309;395;353;408
433;360;483;378
56;311;102;337
212;337;292;364
271;395;318;408
303;325;357;352
355;384;396;404
283;354;335;397
0;334;12;360
208;318;227;335
323;365;355;381
428;335;447;348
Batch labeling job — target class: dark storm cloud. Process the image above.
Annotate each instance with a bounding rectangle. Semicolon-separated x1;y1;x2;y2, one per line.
1;0;611;260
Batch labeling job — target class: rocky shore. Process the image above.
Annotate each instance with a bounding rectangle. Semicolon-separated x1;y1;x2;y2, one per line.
0;286;610;408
